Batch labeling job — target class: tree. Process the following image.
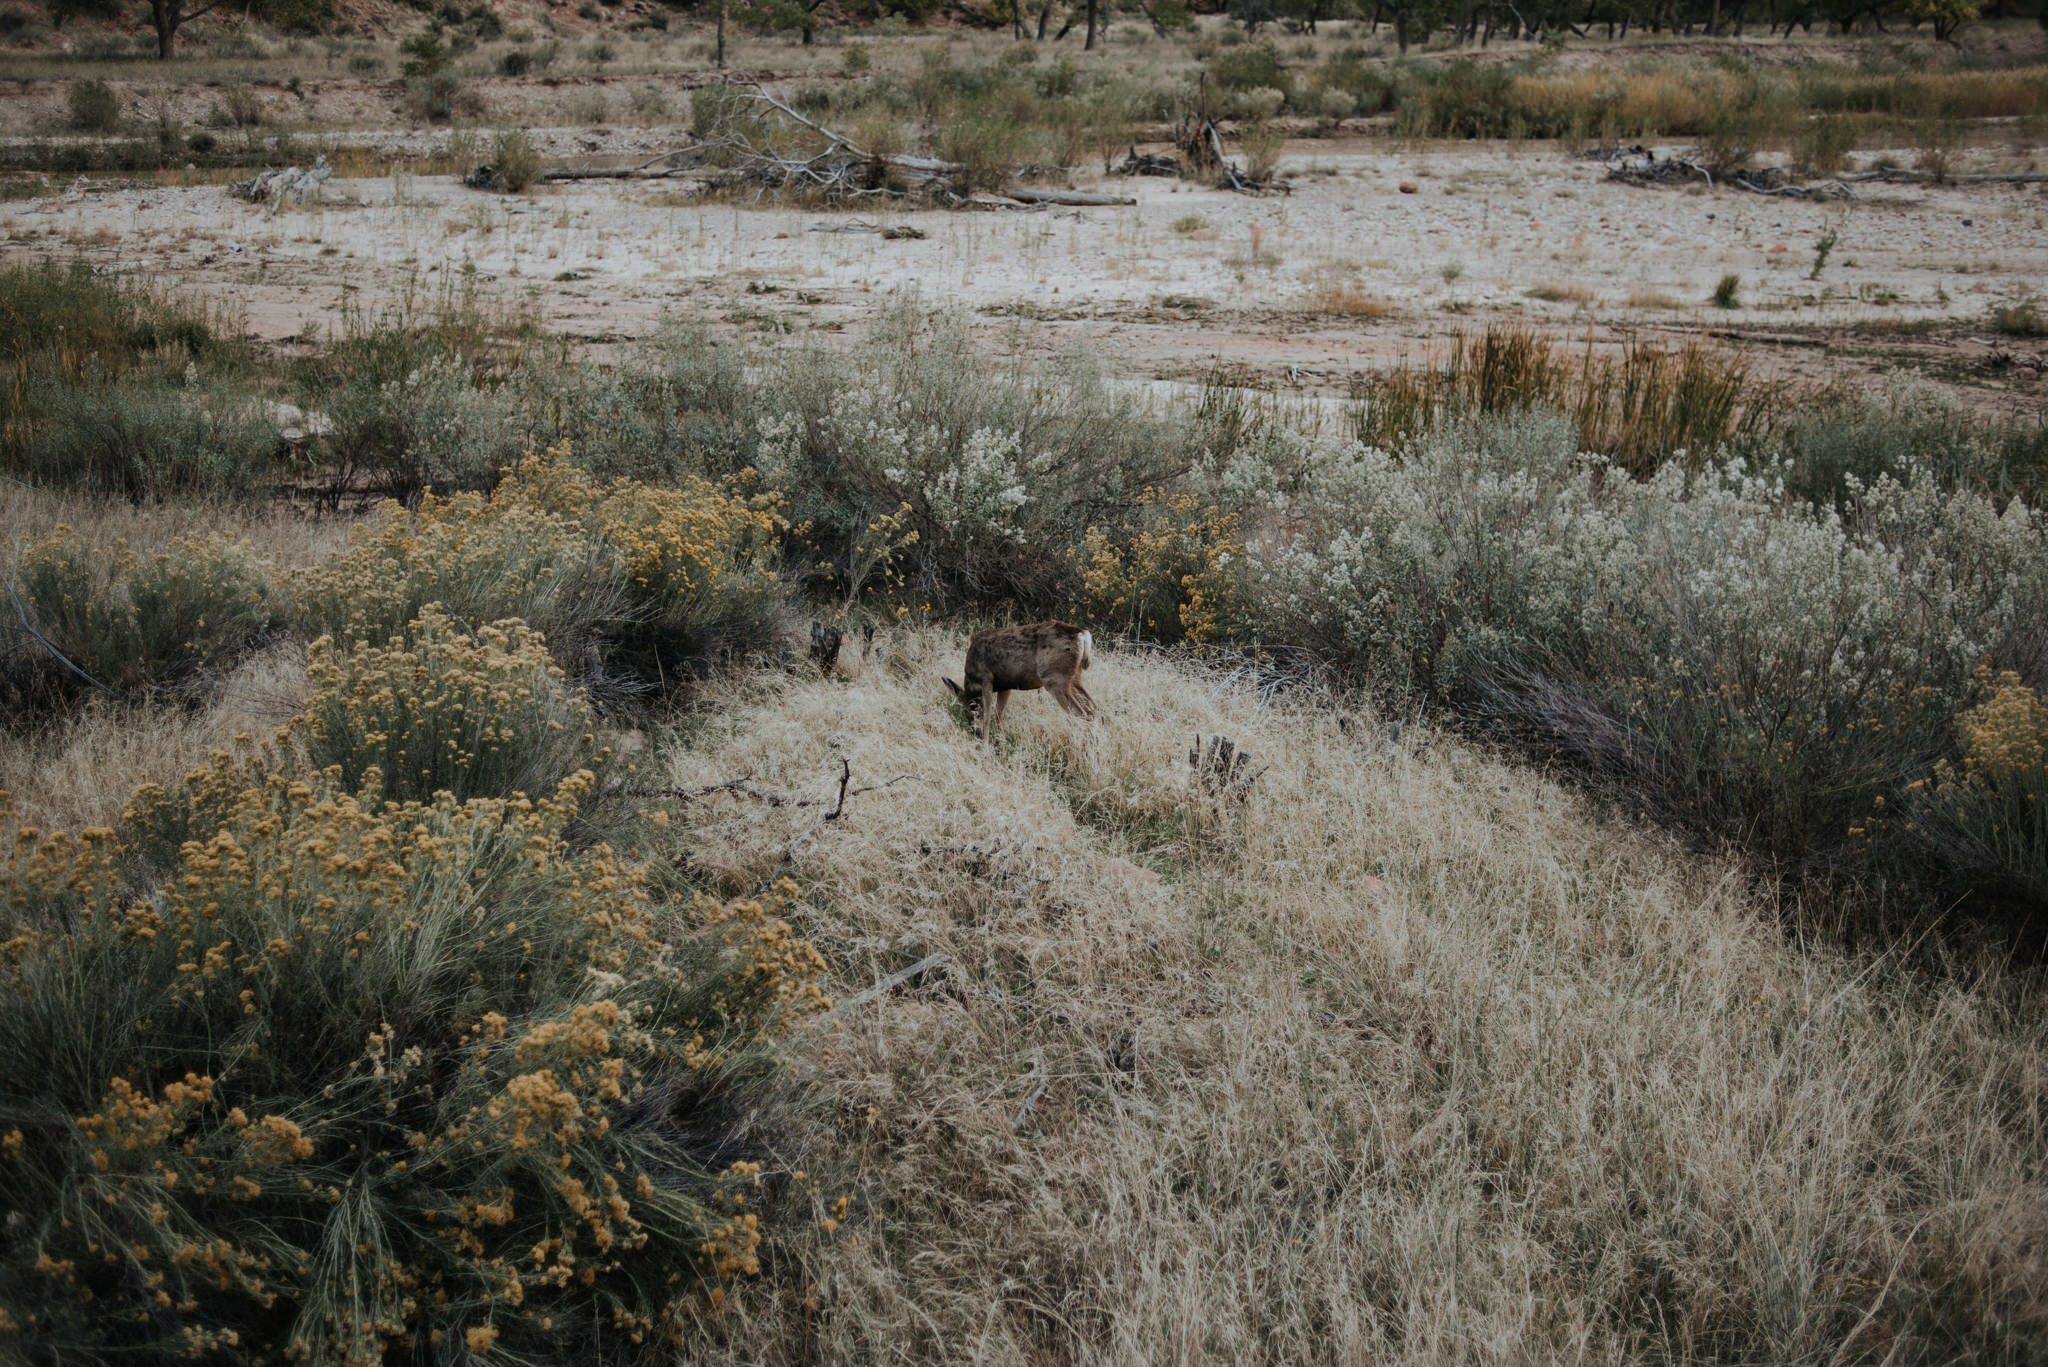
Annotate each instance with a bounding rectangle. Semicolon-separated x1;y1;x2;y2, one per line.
1904;0;1979;38
49;0;327;58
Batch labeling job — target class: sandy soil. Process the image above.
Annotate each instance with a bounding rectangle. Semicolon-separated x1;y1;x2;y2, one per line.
4;138;2046;405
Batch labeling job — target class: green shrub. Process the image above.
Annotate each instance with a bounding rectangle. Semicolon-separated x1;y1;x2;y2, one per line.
0;755;827;1361
936;108;1028;194
1991;298;2046;338
398;26;451;76
14;375;281;501
1251;411;2048;880
1768;371;1995;506
313;356;524;502
1712;273;1741;309
65;79;119;133
0;259;226;378
212;83;264;129
3;526;278;712
403;70;462;123
745;309;1199;608
1796;113;1856;177
302;608;595;804
491;127;542;192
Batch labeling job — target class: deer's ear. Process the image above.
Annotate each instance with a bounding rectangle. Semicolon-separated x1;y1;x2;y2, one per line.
941;677;964;702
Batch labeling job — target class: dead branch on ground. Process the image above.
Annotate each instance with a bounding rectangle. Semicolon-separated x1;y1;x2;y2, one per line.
523;79;1133;208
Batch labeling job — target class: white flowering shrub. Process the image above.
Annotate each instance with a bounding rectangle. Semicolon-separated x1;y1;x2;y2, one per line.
316;355;525;502
1243;411;2048;873
746;308;1201;604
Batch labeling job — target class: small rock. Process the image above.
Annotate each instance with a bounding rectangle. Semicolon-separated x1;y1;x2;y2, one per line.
1398;180;1420;194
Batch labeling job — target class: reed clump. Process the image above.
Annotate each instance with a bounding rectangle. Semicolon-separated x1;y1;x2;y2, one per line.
1346;325;1768;477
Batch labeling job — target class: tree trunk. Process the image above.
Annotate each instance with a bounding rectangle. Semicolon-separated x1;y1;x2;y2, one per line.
1037;0;1053;39
1395;2;1409;50
1085;0;1098;47
716;0;727;67
151;0;178;58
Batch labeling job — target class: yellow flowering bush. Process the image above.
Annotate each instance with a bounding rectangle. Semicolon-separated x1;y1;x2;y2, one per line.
0;758;828;1364
1080;490;1244;646
295;446;787;690
301;607;596;804
4;525;278;711
1918;670;2048;899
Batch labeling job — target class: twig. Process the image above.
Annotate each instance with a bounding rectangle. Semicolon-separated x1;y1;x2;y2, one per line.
1011;1047;1050;1130
619;776;788;806
621;770;926;811
739;765;929;896
825;757;853;820
5;579;115;697
817;952;950;1023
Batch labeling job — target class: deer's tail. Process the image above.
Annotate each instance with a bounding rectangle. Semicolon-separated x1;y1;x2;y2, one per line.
1077;630;1093;671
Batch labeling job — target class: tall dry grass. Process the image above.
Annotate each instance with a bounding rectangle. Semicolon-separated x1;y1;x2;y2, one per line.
655;634;2048;1365
1346;325;1771;476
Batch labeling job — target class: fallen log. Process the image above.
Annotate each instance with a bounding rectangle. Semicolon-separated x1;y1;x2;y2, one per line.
542;166;666;181
514;79;1134;207
1842;170;2048;185
1002;188;1137;207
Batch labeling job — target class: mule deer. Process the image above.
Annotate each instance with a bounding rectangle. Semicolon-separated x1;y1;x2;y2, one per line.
943;621;1097;740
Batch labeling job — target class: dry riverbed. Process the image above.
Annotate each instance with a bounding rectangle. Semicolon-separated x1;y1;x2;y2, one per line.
5;138;2045;404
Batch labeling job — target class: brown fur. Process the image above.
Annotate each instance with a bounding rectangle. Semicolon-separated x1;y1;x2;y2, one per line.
942;621;1097;740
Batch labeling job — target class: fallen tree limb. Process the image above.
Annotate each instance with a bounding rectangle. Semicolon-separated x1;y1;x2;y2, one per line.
1842;170;2048;185
542;166;687;181
1002;188;1137;207
517;79;1134;207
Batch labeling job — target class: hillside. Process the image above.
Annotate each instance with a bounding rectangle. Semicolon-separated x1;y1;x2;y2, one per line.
645;635;2047;1362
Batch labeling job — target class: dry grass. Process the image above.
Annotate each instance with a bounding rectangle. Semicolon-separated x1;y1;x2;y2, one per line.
658;632;2048;1365
1308;280;1394;318
0;485;333;827
1525;281;1594;305
0;644;306;830
0;481;345;571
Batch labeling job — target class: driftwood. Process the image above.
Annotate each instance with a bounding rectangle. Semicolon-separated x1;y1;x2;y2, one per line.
228;156;329;211
809;620;843;676
1168;79;1278;195
1188;733;1266;804
1113;150;1181;177
1001;188;1137;207
1843;169;2048;185
1604;148;1855;200
520;79;1137;208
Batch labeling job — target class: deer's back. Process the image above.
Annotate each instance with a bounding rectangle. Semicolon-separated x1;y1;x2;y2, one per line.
966;620;1089;689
